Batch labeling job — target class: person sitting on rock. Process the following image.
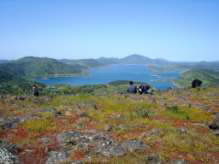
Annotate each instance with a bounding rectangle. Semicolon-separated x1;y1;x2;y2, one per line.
127;81;137;94
192;79;202;88
138;84;151;94
32;84;39;97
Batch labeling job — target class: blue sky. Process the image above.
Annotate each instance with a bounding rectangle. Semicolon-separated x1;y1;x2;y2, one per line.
0;0;219;61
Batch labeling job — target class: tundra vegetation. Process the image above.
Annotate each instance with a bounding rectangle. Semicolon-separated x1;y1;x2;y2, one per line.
0;84;219;163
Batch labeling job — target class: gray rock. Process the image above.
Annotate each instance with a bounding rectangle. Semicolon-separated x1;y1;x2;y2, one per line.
104;125;113;132
170;159;188;164
0;117;20;130
77;111;88;117
99;145;126;157
39;137;50;145
0;140;18;154
70;161;83;164
57;131;82;145
0;148;19;164
209;112;219;130
57;131;146;158
121;140;146;152
46;151;68;164
212;130;219;136
177;127;187;134
147;129;161;136
0;95;5;99
15;96;26;101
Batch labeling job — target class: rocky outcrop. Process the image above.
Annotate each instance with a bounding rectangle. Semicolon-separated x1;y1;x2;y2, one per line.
209;113;219;130
209;113;219;136
56;131;147;158
0;148;19;164
0;117;20;130
46;151;68;164
0;141;19;164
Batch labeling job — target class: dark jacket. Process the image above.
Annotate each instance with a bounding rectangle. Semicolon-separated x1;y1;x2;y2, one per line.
127;85;137;94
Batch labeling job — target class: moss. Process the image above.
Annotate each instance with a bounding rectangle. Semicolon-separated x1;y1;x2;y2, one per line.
22;118;55;133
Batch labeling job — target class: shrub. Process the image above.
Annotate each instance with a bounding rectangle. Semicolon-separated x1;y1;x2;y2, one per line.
166;105;190;120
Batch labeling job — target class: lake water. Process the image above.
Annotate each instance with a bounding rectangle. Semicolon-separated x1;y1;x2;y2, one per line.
37;64;180;90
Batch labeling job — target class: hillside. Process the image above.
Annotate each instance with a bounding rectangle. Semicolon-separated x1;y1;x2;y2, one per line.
0;57;87;79
175;69;219;88
0;70;45;94
0;86;219;163
179;61;219;72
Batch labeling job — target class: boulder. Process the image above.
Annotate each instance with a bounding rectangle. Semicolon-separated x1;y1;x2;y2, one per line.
97;144;126;157
177;127;187;134
121;140;146;152
0;148;19;164
46;151;68;164
169;159;188;164
0;140;18;154
0;117;20;130
209;113;219;130
56;131;147;158
147;128;161;136
15;96;26;101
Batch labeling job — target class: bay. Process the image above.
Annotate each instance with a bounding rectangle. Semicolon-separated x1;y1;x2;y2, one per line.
37;64;180;90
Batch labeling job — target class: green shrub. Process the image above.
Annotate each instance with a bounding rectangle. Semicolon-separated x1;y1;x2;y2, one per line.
166;105;190;120
135;108;153;118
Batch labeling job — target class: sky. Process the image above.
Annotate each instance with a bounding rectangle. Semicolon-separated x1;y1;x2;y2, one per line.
0;0;219;61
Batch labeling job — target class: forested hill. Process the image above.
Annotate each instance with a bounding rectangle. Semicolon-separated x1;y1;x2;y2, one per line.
0;56;87;79
0;70;44;94
175;69;219;88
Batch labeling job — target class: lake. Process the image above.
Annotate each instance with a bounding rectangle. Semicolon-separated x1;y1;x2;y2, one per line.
37;64;180;90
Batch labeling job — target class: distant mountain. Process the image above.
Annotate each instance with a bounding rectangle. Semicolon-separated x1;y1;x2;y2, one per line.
1;55;219;82
60;57;119;67
0;56;87;78
60;58;104;67
61;54;170;67
119;54;170;65
97;57;119;65
119;54;151;64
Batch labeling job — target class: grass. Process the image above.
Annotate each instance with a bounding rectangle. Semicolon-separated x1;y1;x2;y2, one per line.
22;118;55;133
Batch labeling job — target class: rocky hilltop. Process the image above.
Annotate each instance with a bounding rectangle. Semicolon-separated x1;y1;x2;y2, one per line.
0;86;219;163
